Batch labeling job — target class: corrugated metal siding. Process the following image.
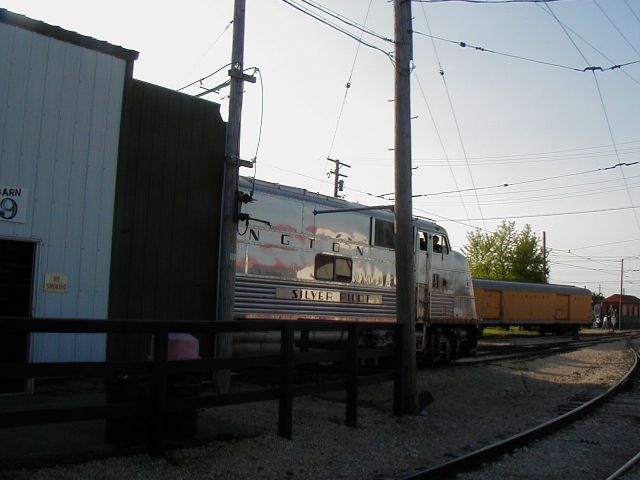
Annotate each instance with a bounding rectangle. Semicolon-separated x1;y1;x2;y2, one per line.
0;23;127;362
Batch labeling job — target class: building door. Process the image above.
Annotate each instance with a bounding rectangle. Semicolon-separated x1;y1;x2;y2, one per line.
0;239;35;394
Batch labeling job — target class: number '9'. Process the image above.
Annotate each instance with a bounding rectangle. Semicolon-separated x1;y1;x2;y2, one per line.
0;198;17;220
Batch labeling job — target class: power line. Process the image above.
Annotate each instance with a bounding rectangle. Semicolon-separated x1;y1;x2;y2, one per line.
177;63;232;93
410;161;639;198
589;70;640;235
544;3;640;236
564;237;640;252
176;20;234;91
326;0;374;163
450;205;639;221
414;3;474;226
535;4;640;87
279;0;393;60
426;175;640;200
413;70;473;224
413;0;568;3
418;181;640;207
415;49;486;228
357;141;640;166
413;30;640;73
594;0;640;58
549;260;620;274
413;147;640;165
297;0;392;43
624;0;640;25
550;252;640;262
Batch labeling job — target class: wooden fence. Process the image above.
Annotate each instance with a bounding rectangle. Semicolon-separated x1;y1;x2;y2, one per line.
0;318;403;455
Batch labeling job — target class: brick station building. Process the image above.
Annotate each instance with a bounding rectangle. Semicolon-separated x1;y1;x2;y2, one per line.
601;294;640;329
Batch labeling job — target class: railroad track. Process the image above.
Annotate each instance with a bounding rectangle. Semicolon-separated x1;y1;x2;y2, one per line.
457;332;640;366
394;337;640;480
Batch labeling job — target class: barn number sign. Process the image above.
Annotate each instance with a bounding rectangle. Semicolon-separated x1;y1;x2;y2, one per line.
0;186;28;223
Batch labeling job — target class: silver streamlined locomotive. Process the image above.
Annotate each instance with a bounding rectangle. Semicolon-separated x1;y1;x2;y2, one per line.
233;177;479;362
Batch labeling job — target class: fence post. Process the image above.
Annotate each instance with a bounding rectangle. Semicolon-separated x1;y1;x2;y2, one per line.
300;327;310;383
393;324;403;417
151;322;169;455
346;323;359;427
278;322;294;439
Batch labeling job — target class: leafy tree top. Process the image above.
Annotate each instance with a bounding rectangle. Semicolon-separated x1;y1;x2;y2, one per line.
461;220;549;283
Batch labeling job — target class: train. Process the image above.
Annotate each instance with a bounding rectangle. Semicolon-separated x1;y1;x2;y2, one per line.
231;177;593;361
472;278;592;335
233;177;478;362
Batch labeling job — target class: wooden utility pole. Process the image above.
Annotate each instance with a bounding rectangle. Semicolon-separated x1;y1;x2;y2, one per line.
619;258;623;330
393;0;418;415
216;0;247;393
542;231;547;283
328;157;351;198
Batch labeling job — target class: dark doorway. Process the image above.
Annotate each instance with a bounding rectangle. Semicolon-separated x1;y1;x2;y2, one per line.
0;239;35;394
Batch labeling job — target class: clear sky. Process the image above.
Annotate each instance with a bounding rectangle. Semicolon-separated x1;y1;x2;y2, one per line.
4;0;639;298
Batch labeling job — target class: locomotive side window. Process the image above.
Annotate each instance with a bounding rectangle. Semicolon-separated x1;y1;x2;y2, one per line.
419;232;428;251
374;219;395;249
433;234;450;254
315;254;353;282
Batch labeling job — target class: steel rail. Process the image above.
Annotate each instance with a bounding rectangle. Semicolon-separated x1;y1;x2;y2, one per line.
457;334;640;366
397;337;640;480
605;451;640;480
605;339;640;480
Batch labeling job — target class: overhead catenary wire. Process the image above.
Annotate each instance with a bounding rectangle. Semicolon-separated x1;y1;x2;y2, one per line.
417;181;640;207
297;0;392;43
177;63;232;93
624;0;640;25
414;4;473;226
358;141;640;166
413;70;473;224
175;19;234;92
535;4;640;87
412;15;486;229
326;0;374;164
412;30;640;73
544;3;640;238
423;174;640;201
564;237;640;252
414;0;568;3
279;0;393;60
450;205;639;221
594;0;640;58
410;161;639;198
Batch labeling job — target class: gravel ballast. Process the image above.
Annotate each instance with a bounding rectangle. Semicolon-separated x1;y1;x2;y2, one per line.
1;338;636;480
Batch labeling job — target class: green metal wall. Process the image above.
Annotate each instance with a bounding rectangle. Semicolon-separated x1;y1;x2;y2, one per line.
108;79;225;360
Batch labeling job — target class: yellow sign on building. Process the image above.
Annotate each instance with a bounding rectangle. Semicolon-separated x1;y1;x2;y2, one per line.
44;273;69;293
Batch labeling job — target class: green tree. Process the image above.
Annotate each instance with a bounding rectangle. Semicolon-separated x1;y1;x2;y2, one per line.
592;291;604;306
461;221;549;282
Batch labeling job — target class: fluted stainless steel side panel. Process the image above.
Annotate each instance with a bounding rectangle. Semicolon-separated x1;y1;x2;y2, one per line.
235;275;396;320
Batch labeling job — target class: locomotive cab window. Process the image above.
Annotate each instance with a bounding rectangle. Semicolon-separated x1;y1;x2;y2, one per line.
374;219;395;249
433;234;450;254
315;254;353;282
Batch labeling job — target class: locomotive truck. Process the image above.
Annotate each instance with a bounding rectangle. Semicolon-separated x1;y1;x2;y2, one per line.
233;177;479;362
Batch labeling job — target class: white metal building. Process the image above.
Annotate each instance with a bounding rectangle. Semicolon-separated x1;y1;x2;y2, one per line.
0;9;138;367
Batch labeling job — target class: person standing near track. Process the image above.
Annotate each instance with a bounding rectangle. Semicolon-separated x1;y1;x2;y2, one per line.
602;314;609;330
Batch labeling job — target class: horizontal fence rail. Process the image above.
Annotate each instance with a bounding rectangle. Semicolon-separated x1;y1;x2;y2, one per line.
0;318;403;455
